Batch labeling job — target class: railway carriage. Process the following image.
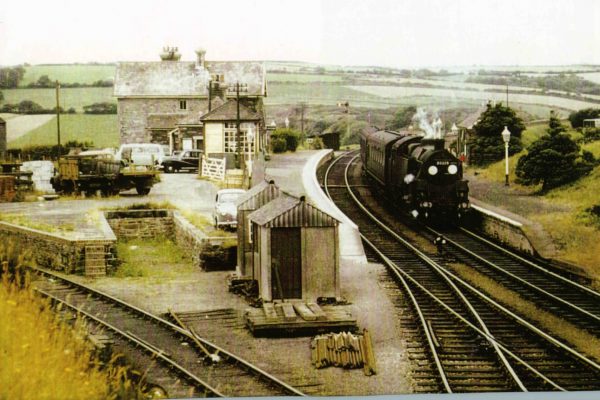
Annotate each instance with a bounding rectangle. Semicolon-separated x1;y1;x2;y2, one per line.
360;128;469;220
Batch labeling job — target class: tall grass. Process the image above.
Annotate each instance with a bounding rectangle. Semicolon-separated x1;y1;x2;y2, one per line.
0;243;118;399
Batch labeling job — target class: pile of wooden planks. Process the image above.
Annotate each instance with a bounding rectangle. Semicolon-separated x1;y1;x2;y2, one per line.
310;329;377;376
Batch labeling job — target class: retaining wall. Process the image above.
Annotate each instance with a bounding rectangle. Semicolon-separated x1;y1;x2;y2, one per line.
172;211;235;269
105;209;175;240
469;205;535;255
0;221;116;276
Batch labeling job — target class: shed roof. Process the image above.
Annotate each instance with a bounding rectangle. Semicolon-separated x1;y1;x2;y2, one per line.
236;180;281;211
458;107;486;129
200;100;262;122
114;61;266;98
248;196;339;228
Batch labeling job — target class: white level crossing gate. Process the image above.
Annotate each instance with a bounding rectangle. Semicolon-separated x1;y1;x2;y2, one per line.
201;156;226;180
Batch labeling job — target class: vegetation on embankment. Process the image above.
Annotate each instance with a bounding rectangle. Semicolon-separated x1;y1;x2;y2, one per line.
470;123;600;282
0;244;136;399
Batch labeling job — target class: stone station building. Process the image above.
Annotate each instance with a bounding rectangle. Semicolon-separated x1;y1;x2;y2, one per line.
114;48;267;164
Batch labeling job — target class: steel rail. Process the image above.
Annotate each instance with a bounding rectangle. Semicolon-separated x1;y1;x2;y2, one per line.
324;151;452;393
341;154;600;377
424;225;600;323
35;287;224;397
31;267;306;397
459;226;600;299
341;154;528;392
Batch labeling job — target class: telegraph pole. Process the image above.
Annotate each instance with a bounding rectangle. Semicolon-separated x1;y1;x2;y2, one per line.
55;80;61;159
236;82;241;170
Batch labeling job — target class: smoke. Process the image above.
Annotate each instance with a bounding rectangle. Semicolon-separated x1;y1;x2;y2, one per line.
412;108;444;140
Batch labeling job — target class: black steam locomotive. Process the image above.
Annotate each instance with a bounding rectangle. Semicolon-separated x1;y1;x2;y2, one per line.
359;128;469;220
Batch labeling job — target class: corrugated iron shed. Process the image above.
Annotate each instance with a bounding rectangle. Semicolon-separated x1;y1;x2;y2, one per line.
248;196;338;228
236;180;280;211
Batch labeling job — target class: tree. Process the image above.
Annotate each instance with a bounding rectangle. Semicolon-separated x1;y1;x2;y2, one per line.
468;102;525;165
385;106;416;130
516;112;595;192
568;108;600;128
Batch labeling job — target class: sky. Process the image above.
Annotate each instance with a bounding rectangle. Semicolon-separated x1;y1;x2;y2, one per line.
1;0;600;68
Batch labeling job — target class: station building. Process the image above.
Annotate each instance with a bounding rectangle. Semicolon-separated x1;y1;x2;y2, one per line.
113;47;267;160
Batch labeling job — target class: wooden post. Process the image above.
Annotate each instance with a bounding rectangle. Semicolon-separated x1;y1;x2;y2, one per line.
55;80;61;159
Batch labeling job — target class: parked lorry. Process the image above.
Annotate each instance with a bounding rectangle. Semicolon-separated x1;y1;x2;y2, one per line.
50;150;158;196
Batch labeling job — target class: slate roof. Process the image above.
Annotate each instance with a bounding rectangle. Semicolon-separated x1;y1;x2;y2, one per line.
200;100;262;122
248;195;339;228
458;107;486;129
114;61;266;98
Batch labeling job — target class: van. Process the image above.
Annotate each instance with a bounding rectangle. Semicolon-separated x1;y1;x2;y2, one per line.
115;143;167;168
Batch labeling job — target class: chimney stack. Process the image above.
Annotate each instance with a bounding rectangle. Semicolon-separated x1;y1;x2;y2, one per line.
195;48;206;68
160;46;181;61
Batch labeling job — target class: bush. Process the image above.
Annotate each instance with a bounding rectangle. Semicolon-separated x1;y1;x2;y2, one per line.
582;128;600;143
271;137;287;153
516;112;595;192
83;102;117;114
199;242;236;271
309;137;325;150
16;140;94;160
271;128;300;152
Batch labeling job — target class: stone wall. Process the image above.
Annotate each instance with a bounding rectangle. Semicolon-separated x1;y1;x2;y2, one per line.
469;205;535;255
105;209;175;240
172;211;235;268
0;221;116;276
118;98;209;144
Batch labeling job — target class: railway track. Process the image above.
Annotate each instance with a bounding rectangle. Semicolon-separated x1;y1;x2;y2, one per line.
31;267;305;398
417;223;600;334
322;151;600;393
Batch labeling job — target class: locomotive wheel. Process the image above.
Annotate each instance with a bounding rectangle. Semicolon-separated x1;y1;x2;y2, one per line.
136;186;151;195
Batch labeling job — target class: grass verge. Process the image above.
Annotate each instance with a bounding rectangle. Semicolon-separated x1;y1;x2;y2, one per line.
115;237;194;278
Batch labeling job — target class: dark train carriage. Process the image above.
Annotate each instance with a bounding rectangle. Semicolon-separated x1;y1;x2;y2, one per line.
360;127;469;220
360;130;406;186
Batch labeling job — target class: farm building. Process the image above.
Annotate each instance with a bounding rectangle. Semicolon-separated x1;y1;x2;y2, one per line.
113;48;267;157
583;118;600;128
247;195;340;302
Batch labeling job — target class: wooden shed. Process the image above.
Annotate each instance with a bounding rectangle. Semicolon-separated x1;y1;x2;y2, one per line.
235;179;281;278
247;195;340;302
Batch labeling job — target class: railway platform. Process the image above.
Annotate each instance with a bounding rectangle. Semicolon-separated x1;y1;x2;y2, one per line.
251;149;367;264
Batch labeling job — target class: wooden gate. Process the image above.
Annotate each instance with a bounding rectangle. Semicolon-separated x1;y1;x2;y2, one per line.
271;228;302;299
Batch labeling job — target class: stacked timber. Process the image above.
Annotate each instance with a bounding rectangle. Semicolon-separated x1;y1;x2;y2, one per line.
310;329;377;376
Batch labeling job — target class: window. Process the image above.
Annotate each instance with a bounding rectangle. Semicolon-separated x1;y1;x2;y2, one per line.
223;122;256;154
179;100;187;110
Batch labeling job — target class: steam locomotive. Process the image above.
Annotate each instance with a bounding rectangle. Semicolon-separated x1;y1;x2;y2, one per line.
359;128;469;220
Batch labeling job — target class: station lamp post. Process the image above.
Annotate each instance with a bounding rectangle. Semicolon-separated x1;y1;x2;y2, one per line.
246;125;255;178
501;126;511;186
451;123;458;155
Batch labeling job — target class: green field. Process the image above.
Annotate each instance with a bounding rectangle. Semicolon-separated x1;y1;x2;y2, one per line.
8;114;119;149
0;87;114;112
267;73;343;83
20;64;116;86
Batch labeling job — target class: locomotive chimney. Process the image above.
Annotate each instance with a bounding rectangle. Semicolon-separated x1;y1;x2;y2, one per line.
422;138;445;151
